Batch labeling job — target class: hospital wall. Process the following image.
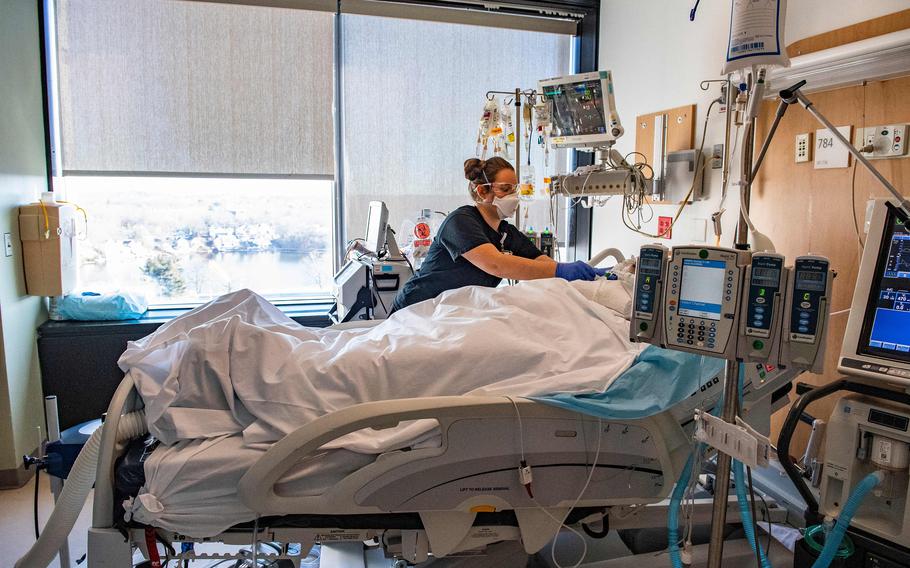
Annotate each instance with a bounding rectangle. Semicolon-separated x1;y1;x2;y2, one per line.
0;0;50;484
593;0;910;450
592;0;909;257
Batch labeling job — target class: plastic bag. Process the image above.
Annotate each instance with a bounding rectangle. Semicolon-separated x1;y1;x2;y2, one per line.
722;0;789;74
49;291;148;321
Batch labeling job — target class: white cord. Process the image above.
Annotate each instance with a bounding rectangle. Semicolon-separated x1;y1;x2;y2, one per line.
829;308;851;317
531;417;603;568
504;396;526;463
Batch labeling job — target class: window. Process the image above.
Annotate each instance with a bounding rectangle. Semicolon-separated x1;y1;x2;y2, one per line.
47;0;582;306
63;177;333;305
340;13;573;246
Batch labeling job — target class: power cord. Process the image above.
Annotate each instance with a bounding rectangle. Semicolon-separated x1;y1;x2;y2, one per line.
622;99;717;238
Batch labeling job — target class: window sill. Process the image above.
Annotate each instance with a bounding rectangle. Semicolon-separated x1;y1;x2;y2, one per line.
37;300;336;337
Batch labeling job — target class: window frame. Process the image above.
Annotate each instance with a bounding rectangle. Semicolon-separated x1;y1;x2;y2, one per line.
38;0;600;307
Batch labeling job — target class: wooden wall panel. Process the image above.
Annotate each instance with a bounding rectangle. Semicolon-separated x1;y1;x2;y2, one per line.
787;8;910;57
751;76;910;454
634;104;696;167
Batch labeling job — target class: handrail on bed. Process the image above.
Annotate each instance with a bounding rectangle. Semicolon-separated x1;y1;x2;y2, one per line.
237;396;612;515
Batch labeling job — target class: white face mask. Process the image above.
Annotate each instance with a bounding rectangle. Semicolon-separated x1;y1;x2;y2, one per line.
492;195;520;220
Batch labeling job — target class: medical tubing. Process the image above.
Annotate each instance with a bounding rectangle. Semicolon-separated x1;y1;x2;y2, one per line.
734;364;772;568
733;459;772;568
668;451;695;568
15;411;147;568
811;471;883;568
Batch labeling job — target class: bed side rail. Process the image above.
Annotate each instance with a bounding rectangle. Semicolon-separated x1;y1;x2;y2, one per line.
92;375;144;528
237;396;615;515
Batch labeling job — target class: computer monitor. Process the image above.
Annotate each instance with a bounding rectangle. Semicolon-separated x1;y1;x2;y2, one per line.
839;199;910;386
538;70;624;149
364;201;389;255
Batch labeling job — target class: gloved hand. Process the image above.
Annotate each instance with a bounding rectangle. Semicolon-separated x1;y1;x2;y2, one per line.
555;261;605;281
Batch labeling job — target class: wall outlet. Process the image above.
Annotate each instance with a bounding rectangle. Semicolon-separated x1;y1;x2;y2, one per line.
711;144;724;169
657;216;673;239
795;133;811;163
856;124;909;159
4;233;12;257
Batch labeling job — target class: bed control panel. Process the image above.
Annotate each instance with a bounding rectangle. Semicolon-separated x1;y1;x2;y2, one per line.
631;244;668;344
781;255;833;373
738;253;788;362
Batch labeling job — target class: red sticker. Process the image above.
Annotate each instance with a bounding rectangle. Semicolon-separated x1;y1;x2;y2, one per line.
414;222;431;239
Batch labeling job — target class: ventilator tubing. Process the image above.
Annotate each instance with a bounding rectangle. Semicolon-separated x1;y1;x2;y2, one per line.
15;411;147;568
812;471;884;568
668;451;695;568
733;459;772;568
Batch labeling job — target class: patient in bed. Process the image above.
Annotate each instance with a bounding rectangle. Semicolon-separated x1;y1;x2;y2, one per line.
121;260;642;452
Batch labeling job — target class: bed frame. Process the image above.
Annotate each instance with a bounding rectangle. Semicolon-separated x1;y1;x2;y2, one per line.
86;374;695;566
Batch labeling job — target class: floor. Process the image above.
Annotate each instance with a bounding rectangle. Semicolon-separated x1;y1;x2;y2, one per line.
0;473;93;568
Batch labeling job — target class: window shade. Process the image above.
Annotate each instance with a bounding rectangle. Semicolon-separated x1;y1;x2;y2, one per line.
55;0;335;177
341;13;571;238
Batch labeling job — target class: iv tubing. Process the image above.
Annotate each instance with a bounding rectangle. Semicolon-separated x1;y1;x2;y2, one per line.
668;451;694;568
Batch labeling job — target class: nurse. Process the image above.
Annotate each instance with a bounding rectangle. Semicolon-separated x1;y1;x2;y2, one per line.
391;157;604;312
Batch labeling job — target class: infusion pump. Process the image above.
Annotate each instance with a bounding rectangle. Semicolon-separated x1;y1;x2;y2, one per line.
631;245;833;372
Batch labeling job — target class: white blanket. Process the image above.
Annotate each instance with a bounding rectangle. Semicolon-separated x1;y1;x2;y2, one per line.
121;276;643;453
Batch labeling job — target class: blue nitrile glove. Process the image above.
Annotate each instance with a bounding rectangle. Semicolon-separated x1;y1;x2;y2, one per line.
555;261;598;281
594;268;609;278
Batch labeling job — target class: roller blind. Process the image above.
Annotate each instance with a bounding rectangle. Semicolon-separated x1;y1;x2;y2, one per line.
54;0;335;177
341;13;572;237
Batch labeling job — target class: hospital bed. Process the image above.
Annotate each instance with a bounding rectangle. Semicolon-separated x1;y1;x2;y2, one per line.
74;349;797;567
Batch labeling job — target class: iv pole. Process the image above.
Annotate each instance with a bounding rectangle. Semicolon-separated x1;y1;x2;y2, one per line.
485;88;538;229
706;77;910;568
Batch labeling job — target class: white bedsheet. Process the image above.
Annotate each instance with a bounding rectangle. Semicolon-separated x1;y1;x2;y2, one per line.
121;277;643;453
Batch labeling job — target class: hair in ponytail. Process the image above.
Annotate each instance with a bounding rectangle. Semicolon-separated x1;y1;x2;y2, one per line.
464;157;514;201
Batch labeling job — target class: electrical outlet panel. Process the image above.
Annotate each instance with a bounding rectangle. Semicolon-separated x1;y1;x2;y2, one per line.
857;124;908;159
3;234;11;257
795;133;811;163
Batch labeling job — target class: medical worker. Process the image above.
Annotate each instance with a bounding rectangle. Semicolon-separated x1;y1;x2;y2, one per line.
391;157;604;311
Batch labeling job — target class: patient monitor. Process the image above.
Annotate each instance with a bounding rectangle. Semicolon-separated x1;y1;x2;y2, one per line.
334;201;412;323
839;199;910;386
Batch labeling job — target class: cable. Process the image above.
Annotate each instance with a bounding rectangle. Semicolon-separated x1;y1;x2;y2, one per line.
622;99;717;238
851;81;868;252
33;468;40;540
746;466;762;568
534;418;603;568
367;270;389;315
504;396;526;463
756;489;773;557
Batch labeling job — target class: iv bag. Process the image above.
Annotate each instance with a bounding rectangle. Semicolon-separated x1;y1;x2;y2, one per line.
475;98;498;158
722;0;790;74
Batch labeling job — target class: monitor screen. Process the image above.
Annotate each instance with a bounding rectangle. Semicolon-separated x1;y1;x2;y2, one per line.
365;202;386;254
678;258;726;321
541;78;607;137
859;207;910;362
